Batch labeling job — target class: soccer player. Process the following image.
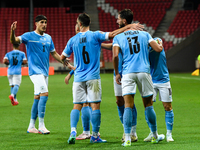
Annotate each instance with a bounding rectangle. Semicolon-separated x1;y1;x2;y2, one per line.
10;15;67;134
65;70;93;140
61;13;144;144
65;15;139;140
112;10;165;146
3;43;27;106
144;37;174;142
114;9;138;142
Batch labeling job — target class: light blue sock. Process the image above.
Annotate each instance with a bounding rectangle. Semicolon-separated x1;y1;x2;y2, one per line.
145;106;157;132
145;109;151;130
38;96;48;118
70;109;80;128
10;86;14;95
165;110;174;130
89;106;92;124
81;106;90;131
132;104;137;126
123;107;132;134
12;85;19;95
91;109;101;132
31;99;39;120
89;106;92;118
117;105;124;124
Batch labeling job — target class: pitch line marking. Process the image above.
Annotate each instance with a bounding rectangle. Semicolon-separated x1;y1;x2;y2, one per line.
170;75;200;81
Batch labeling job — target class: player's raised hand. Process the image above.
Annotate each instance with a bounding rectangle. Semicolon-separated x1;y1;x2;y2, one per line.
11;21;17;31
157;39;162;45
129;22;144;31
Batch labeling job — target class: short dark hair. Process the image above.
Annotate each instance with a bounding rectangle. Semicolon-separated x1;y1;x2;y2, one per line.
119;9;133;24
78;13;90;27
13;43;20;49
35;15;47;22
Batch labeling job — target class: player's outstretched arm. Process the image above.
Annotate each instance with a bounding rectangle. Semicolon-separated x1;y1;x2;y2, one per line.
150;39;163;52
51;51;65;64
101;43;112;50
10;21;20;44
108;23;144;39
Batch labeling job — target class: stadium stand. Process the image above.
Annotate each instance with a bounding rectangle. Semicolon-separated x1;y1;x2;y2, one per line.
0;8;29;61
162;6;200;50
0;7;78;63
97;0;173;61
33;7;78;62
0;1;199;64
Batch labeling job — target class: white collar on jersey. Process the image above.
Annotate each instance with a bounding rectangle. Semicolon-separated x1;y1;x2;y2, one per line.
34;31;45;36
79;30;90;33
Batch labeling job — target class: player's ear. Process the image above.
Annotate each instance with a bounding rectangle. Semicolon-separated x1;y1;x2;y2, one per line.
35;22;38;27
79;22;82;27
123;19;127;25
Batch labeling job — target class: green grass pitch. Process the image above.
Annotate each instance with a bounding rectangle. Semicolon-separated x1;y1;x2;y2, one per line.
0;73;200;150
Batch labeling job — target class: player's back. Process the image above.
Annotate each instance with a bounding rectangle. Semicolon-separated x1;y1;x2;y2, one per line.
70;30;107;82
149;47;169;83
114;30;152;75
6;50;26;75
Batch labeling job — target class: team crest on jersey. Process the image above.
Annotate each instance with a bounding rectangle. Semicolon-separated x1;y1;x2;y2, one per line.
40;37;46;41
99;31;105;34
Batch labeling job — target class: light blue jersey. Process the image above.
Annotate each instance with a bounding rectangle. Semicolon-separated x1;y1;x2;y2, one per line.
113;30;153;75
18;31;55;76
4;50;26;75
149;38;170;83
62;30;109;82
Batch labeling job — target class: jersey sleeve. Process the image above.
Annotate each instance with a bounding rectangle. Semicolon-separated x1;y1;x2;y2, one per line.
4;53;8;59
18;32;30;44
62;38;73;57
22;52;27;60
50;37;55;52
146;32;154;43
94;31;109;43
112;36;120;47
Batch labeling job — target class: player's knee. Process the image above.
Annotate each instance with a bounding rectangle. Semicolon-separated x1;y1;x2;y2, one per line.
83;103;89;107
73;104;83;111
116;96;124;106
163;103;172;111
90;102;100;110
40;92;48;97
34;95;40;100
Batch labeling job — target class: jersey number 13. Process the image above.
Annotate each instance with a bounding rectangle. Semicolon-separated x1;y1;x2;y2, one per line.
127;36;140;54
